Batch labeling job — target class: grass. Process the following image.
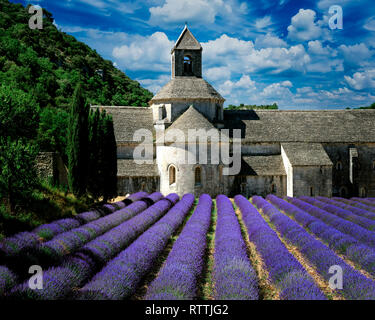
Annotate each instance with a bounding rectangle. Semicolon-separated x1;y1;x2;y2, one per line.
253;200;341;300
197;199;217;300
277;203;375;282
232;200;280;300
131;199;199;300
0;181;92;238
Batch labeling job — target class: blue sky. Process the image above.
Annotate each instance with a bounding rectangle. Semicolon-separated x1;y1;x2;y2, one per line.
15;0;375;109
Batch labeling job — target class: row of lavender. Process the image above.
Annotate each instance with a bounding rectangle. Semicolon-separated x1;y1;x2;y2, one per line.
235;195;325;299
2;193;375;300
284;197;375;275
213;195;258;299
8;193;183;300
254;196;375;299
0;192;165;297
0;191;148;260
145;194;211;300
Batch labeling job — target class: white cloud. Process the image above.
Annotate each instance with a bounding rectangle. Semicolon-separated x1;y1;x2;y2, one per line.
364;16;375;31
317;0;354;10
203;34;310;74
306;40;343;73
308;40;332;56
255;33;287;49
339;43;373;66
69;0;140;14
138;74;170;94
255;16;273;30
218;75;256;96
345;69;375;90
261;80;293;99
60;26;131;58
112;32;174;71
149;0;232;25
204;66;231;81
287;9;322;41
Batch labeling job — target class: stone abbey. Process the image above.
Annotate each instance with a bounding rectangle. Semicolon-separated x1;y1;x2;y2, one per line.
92;26;375;198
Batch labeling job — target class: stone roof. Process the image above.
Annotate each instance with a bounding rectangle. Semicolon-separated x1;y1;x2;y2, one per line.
150;77;224;103
91;106;154;142
163;106;218;142
117;159;159;177
240;155;286;176
224;109;375;143
282;143;333;166
172;26;202;52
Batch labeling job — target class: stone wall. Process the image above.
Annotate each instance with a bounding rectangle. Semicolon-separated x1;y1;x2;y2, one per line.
117;176;159;196
241;143;281;156
323;143;375;197
172;49;202;78
35;152;68;186
227;175;286;198
35;152;54;181
292;166;332;197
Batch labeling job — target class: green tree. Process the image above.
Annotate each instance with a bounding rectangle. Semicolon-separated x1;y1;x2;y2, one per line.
87;108;101;199
67;83;89;197
102;114;117;201
0;138;38;212
37;107;69;160
0;84;39;141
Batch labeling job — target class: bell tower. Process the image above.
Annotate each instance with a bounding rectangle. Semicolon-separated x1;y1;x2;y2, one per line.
171;25;202;78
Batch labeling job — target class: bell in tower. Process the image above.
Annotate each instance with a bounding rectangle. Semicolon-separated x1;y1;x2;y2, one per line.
171;25;202;78
150;26;224;124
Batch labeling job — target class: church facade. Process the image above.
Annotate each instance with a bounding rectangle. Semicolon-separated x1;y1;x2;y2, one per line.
92;26;375;198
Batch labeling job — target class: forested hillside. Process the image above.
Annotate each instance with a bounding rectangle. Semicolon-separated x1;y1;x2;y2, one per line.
0;0;152;108
0;0;152;155
0;0;150;234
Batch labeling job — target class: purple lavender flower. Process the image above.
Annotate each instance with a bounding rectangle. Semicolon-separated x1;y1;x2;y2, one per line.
352;198;375;208
34;219;81;240
146;194;211;300
317;197;375;220
213;195;258;300
79;194;195;300
269;195;375;277
10;195;185;300
39;195;163;261
333;198;375;215
0;266;17;296
300;196;375;231
78;194;179;264
294;197;375;247
253;196;375;300
0;232;40;256
235;195;324;300
75;210;101;224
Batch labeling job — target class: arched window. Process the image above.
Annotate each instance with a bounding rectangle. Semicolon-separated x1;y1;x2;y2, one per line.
360;187;367;198
336;161;343;170
310;186;314;197
184;55;192;74
339;186;348;198
195;167;201;186
169;165;176;185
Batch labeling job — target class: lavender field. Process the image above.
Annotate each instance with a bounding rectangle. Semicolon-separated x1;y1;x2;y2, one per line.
1;192;375;300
